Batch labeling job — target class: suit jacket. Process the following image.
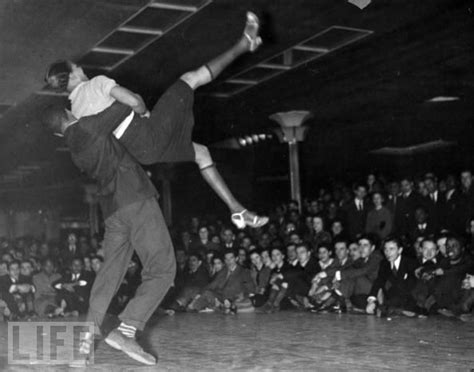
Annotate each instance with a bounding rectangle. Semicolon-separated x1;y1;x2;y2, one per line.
369;256;418;299
394;192;422;235
206;265;255;299
53;270;94;301
0;275;18;297
326;257;353;279
182;264;209;289
409;221;436;240
343;199;368;239
341;250;383;283
422;191;446;230
250;265;272;295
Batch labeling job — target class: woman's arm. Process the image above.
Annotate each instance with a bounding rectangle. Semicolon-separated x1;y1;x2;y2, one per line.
110;86;149;116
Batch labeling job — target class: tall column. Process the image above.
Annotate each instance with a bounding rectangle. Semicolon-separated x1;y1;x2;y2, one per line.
270;111;312;212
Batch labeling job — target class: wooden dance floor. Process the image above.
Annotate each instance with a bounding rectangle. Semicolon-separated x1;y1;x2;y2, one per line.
0;312;473;371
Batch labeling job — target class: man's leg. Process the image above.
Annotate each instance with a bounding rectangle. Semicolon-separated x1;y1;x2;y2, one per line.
118;198;176;329
86;208;135;336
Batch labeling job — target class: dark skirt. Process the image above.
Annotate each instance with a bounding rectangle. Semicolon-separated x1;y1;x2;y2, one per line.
120;79;196;164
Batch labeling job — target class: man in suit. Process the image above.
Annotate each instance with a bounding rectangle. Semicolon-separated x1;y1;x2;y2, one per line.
366;237;418;316
53;257;94;316
394;177;422;236
0;260;36;320
335;235;383;309
423;175;446;230
409;206;436;241
59;233;81;271
221;228;239;250
343;183;368;240
191;249;255;312
386;181;401;216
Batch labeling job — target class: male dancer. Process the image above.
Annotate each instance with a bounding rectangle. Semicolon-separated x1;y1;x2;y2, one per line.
45;12;267;229
42;100;176;365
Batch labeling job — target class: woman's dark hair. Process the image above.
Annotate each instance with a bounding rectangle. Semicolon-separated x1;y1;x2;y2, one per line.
45;60;73;91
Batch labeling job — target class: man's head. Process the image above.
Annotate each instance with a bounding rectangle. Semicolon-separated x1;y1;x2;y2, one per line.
271;247;285;266
91;255;103;273
421;239;437;261
237;248;248;266
1;253;12;263
249;250;263;268
312;216;324;233
288;232;301;245
358;235;375;259
175;248;187;266
414;207;428;224
0;261;7;276
212;255;224;273
446;236;464;262
372;192;384;208
353;184;367;200
400;178;413;195
286;244;297;262
296;244;311;265
461;170;473;191
20;260;33;277
198;226;209;242
331;220;343;236
334;239;349;262
8;260;20;280
188;252;202;272
224;249;238;269
349;242;361;261
71;258;83;274
317;245;331;263
41;258;55;276
260;248;272;267
383;237;403;263
41;104;76;136
222;228;235;245
83;256;91;271
388;181;400;196
424;176;438;194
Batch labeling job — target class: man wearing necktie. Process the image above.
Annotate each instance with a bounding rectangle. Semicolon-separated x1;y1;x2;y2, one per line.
366;237;418;317
343;184;368;239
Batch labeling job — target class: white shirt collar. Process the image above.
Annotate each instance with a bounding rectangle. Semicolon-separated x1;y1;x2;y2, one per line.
392;255;402;271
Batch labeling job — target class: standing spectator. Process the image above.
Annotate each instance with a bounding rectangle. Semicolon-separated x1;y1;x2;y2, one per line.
365;192;393;240
311;216;332;251
343;184;368;239
395;177;420;235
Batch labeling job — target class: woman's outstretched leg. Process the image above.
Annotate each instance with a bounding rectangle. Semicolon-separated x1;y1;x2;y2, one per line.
194;143;268;229
181;11;262;90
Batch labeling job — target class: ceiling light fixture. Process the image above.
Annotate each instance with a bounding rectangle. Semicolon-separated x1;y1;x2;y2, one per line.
426;96;460;103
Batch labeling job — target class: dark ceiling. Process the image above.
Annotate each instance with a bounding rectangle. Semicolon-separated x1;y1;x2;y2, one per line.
0;0;473;194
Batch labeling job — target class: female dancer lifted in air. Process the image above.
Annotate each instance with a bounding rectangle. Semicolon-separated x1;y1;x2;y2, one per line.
45;12;267;229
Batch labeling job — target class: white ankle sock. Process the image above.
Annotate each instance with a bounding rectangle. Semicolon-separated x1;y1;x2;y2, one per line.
118;322;136;338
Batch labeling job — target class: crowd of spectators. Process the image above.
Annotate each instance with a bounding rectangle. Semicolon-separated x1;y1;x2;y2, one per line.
1;169;473;324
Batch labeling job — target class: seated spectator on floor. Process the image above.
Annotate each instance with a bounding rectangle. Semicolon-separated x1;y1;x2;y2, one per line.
256;247;298;314
336;235;383;310
260;247;274;270
32;258;62;317
366;237;418;317
53;258;94;317
365;192;393;240
238;248;250;269
455;272;474;321
436;234;449;258
435;236;474;315
286;243;298;267
286;243;321;309
249;250;271;307
412;239;449;315
210;254;224;280
348;241;362;262
189;249;255;313
310;239;353;311
167;252;210;312
0;260;36;320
